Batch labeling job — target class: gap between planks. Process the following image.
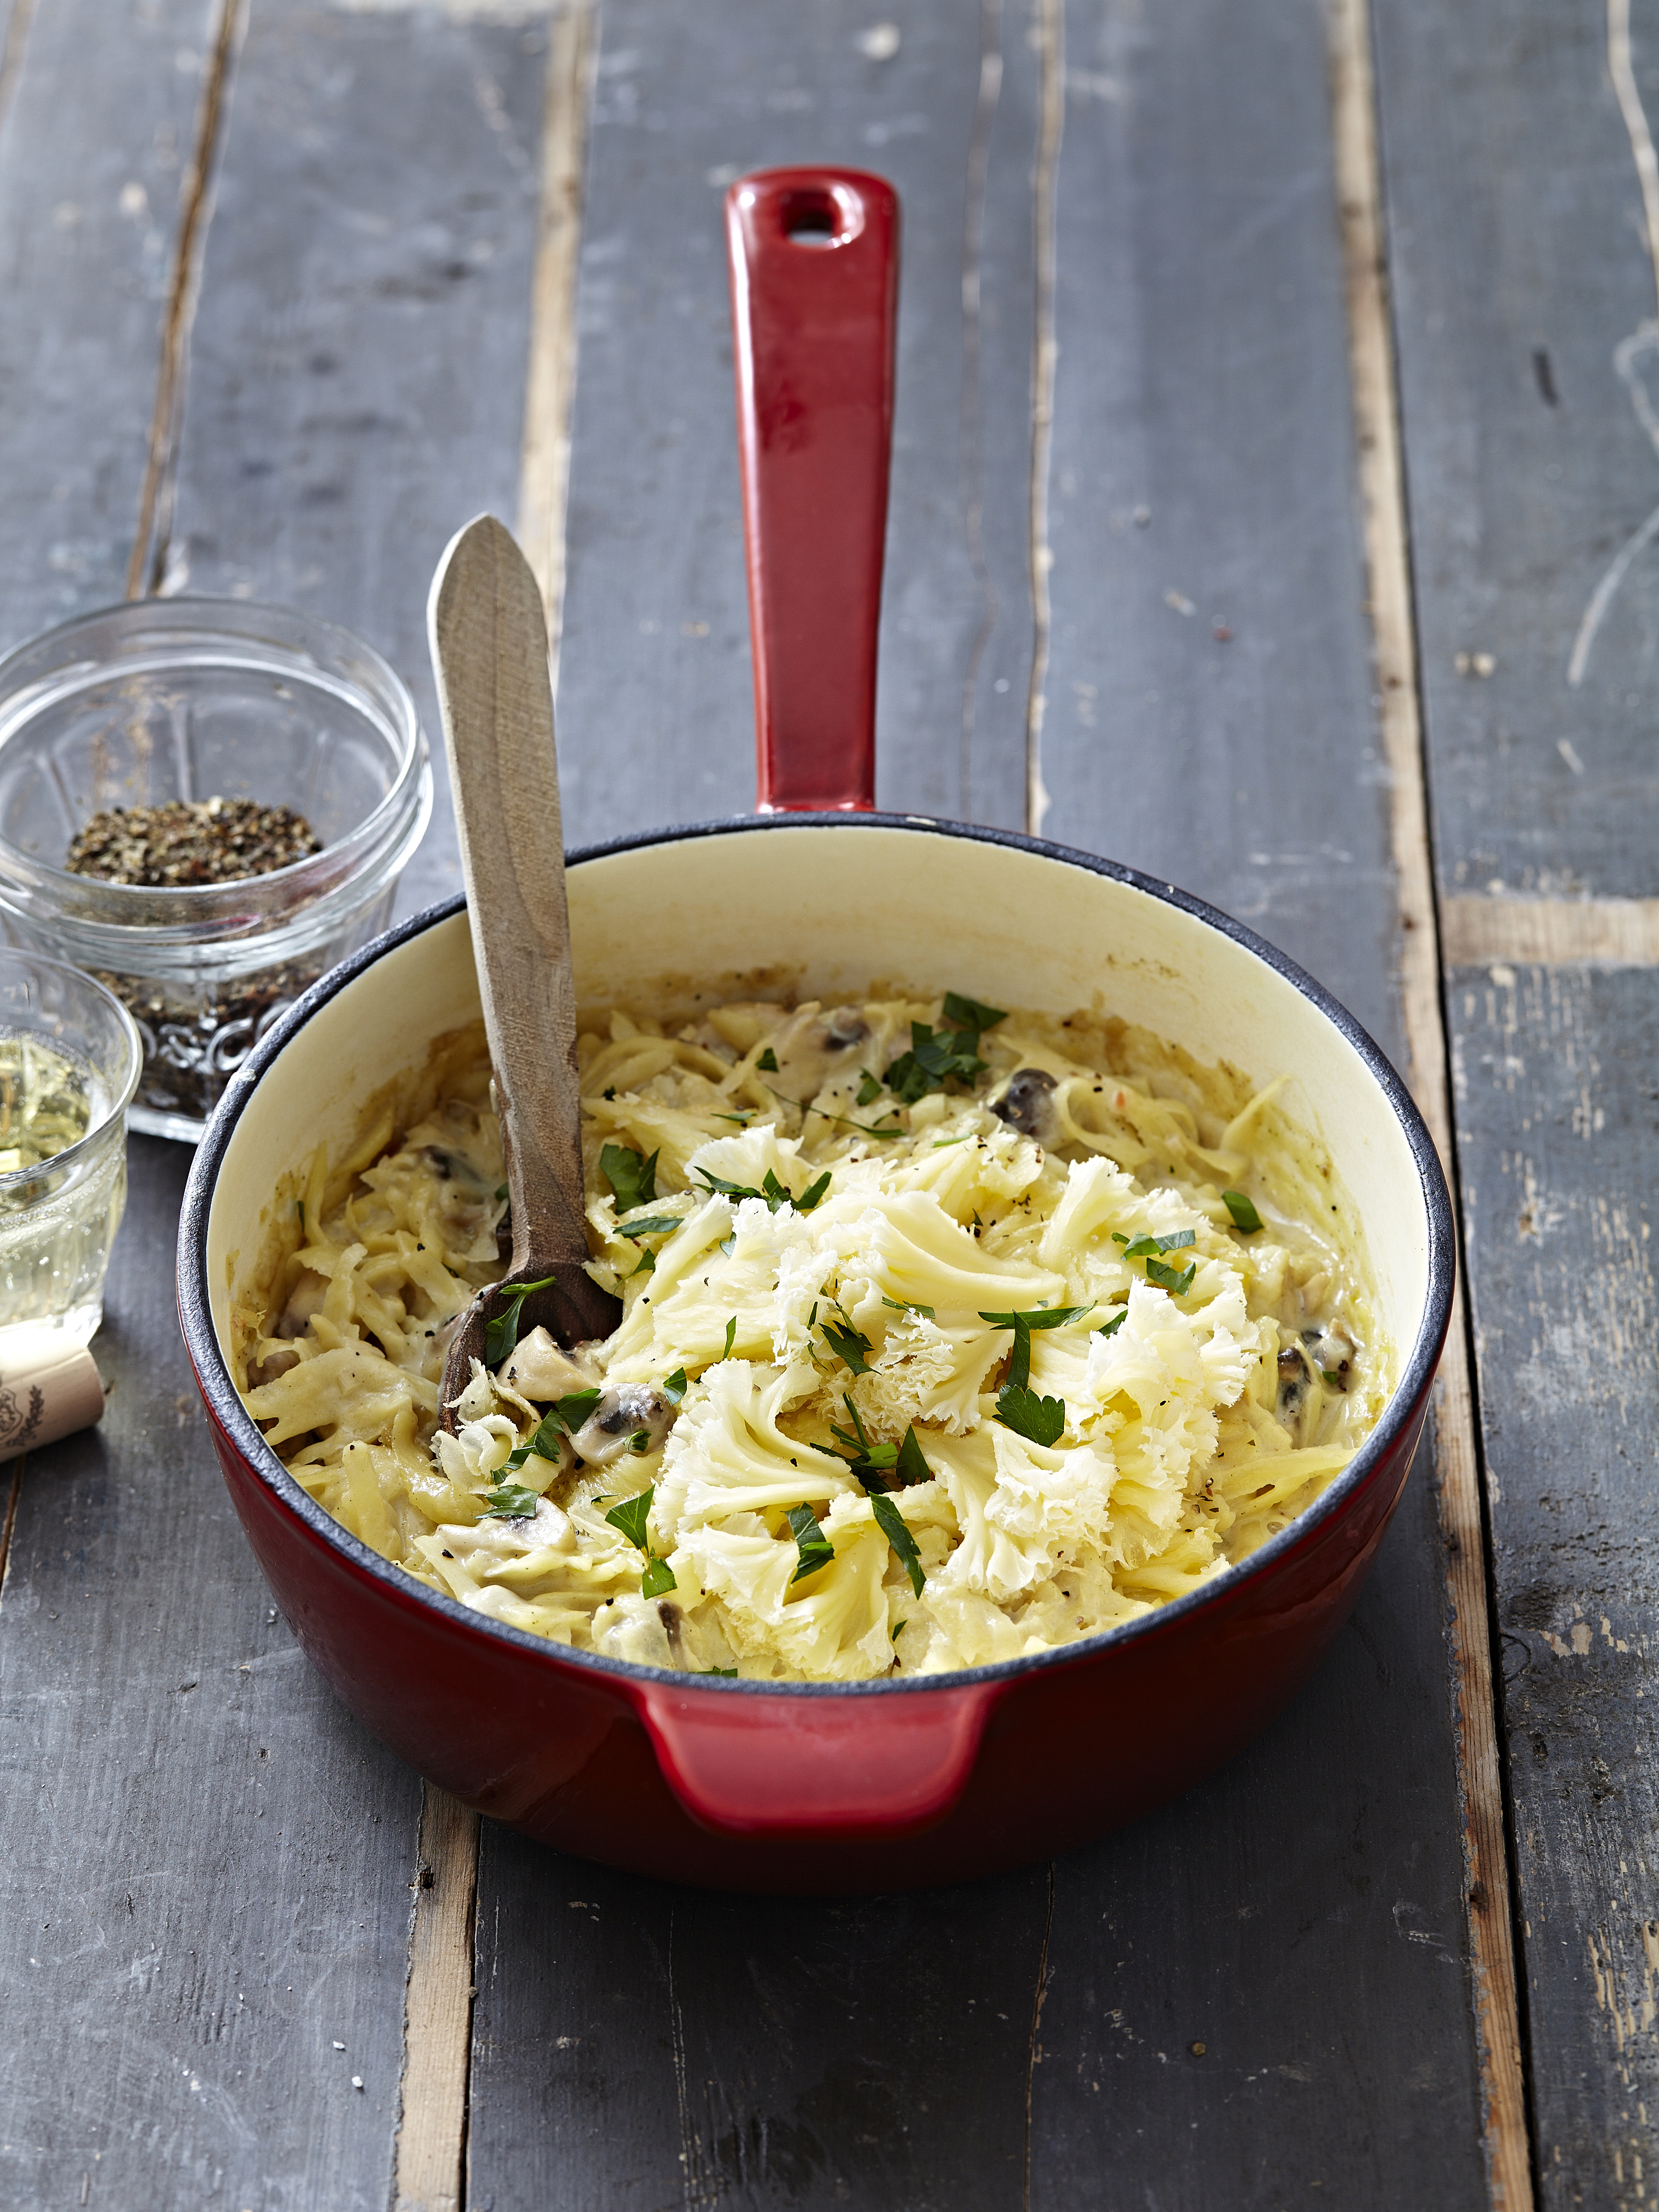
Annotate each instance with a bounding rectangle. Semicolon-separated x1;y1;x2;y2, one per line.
1022;0;1063;837
126;0;248;600
393;1787;482;2212
393;17;594;2198
1324;3;1535;2208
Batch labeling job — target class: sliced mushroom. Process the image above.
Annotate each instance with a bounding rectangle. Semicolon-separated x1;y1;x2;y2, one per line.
498;1325;599;1402
818;1009;868;1052
571;1382;677;1465
1301;1324;1355;1393
992;1067;1061;1145
1276;1341;1314;1430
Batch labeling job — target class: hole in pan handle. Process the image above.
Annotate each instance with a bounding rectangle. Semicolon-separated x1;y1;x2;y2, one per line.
631;1675;1001;1840
725;167;899;815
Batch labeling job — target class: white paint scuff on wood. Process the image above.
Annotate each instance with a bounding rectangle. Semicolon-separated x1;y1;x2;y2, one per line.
393;1784;480;2212
1566;0;1659;686
1444;896;1659;968
1324;1;1534;2204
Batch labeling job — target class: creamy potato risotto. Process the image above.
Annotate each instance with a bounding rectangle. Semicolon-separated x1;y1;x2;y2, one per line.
236;990;1392;1680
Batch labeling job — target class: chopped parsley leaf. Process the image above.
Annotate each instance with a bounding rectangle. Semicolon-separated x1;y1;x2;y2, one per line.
604;1485;676;1593
941;990;1009;1035
756;1046;779;1072
640;1555;678;1598
600;1143;658;1213
796;1169;832;1212
502;1391;600;1473
1222;1188;1263;1233
871;1492;925;1597
883;1020;989;1104
893;1425;932;1489
994;1385;1067;1447
481;1480;542;1519
882;1295;935;1319
625;1429;653;1455
494;1183;509;1203
722;1316;737;1360
662;1367;688;1404
1096;1308;1128;1340
1144;1255;1198;1296
604;1488;654;1550
978;1303;1094;1390
693;1166;825;1215
830;1394;899;1487
483;1272;560;1365
698;1665;739;1677
631;1249;655;1277
856;1069;882;1106
821;1316;872;1374
1118;1229;1196;1259
618;1212;682;1241
786;1503;835;1582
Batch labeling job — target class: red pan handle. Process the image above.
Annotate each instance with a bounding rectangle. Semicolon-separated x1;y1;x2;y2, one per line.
631;1676;1001;1840
726;167;898;813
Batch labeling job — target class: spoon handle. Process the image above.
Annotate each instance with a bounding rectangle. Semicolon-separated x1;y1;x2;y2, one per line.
428;514;589;1277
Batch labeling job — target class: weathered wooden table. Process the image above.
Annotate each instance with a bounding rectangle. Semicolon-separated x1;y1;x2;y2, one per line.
1;0;1651;2203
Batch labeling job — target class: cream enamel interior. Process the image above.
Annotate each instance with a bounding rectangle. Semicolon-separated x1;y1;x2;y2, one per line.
205;826;1432;1417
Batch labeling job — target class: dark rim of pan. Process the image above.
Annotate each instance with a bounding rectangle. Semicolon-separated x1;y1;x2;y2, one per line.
178;811;1458;1700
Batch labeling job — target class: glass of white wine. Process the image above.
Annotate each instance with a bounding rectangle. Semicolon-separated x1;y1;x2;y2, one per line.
0;952;141;1340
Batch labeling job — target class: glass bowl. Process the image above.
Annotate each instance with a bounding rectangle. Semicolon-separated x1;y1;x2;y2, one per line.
0;949;142;1341
0;599;432;1141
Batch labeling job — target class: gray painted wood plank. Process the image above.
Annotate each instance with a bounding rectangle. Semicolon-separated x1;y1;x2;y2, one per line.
0;1139;422;2211
161;0;559;915
553;0;1041;840
1373;0;1659;2195
1030;1445;1486;2211
0;3;568;2200
1373;0;1659;904
1446;961;1659;2208
466;4;1488;2208
1042;0;1397;1044
0;0;218;645
469;1830;1051;2212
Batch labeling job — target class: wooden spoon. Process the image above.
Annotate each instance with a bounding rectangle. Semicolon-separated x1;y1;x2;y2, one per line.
427;514;620;1432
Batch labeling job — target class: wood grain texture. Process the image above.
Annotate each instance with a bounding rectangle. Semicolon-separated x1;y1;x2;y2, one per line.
1370;0;1659;902
1447;963;1659;2211
393;1786;478;2212
0;1140;424;2210
159;0;560;915
1039;0;1396;1040
551;0;1042;839
0;0;221;646
1443;897;1659;969
1374;0;1659;2197
459;4;1490;2207
518;0;596;658
467;1824;1053;2211
1328;1;1531;2200
429;513;608;1348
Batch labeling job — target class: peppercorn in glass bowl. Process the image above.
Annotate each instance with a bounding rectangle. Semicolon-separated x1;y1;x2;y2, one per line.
0;600;432;1140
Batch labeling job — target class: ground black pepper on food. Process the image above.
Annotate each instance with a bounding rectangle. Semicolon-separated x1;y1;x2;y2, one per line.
65;796;326;1123
65;797;320;887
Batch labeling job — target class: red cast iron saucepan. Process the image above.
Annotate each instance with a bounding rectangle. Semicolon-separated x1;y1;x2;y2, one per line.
177;169;1455;1893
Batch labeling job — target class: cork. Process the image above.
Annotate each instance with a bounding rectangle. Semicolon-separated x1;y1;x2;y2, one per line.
0;1323;105;1462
